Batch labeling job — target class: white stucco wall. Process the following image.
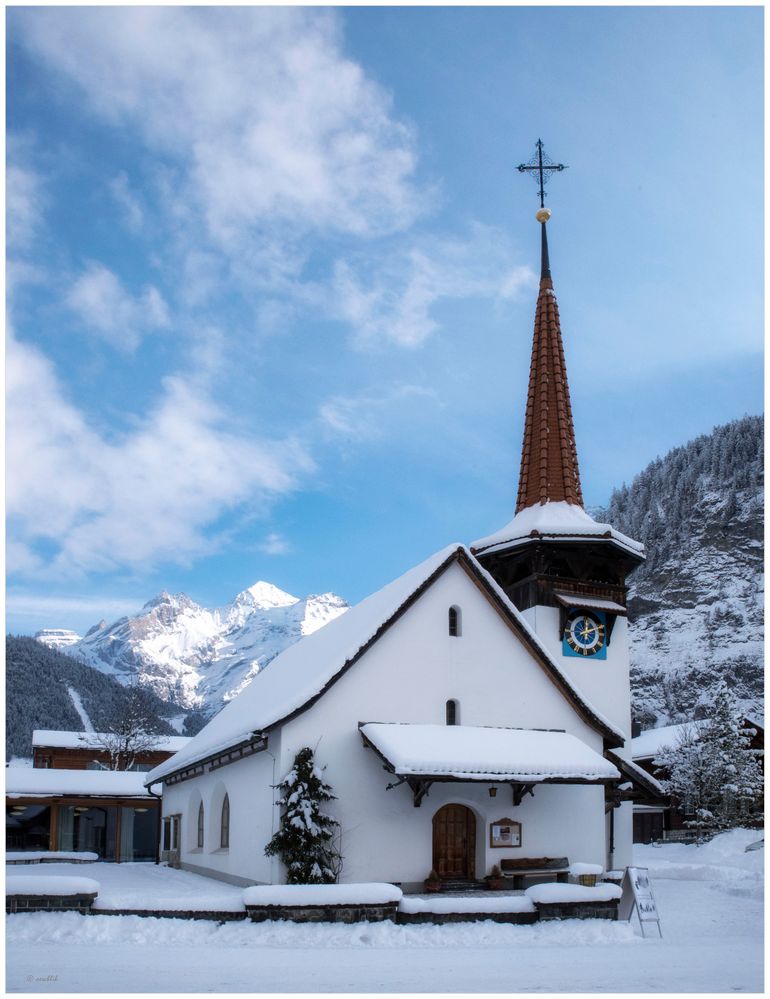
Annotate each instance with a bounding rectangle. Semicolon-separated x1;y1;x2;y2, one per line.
160;560;628;886
522;605;632;741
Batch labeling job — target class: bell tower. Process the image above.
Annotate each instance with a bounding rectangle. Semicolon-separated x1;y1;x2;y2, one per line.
471;140;644;735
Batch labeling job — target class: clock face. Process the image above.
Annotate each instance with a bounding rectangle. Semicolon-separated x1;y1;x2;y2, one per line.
563;610;606;658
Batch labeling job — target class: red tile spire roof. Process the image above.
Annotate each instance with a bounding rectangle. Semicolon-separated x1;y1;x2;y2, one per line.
515;219;584;513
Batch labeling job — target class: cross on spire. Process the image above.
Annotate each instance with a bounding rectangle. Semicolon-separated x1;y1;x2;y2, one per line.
517;139;567;208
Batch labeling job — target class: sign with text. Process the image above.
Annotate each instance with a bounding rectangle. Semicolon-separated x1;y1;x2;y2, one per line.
619;866;662;937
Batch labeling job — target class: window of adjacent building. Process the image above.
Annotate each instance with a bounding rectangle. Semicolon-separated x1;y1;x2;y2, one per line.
448;606;461;637
58;804;117;860
119;806;157;862
197;802;204;849
162;817;172;852
6;804;51;851
446;699;459;726
220;794;230;849
171;814;180;851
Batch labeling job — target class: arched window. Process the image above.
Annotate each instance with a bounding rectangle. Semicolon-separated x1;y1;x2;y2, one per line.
448;606;461;637
220;793;230;849
446;699;459;726
197;801;204;849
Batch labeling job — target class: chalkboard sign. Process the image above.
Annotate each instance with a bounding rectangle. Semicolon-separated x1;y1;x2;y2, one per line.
619;866;662;937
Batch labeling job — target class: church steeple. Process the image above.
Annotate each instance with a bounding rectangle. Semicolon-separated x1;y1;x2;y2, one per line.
516;211;584;513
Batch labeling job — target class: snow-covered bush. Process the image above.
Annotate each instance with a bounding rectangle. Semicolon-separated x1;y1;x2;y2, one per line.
264;747;341;884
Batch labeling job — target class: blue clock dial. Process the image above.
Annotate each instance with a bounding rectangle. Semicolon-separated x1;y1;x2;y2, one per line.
563;610;606;657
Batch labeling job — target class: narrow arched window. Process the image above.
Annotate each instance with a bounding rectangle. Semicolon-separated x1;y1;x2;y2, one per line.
448;606;461;637
220;793;230;849
446;699;459;726
197;801;204;849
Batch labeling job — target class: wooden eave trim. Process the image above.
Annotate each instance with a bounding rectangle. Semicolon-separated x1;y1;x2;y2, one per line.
455;551;622;746
6;795;159;806
147;734;268;788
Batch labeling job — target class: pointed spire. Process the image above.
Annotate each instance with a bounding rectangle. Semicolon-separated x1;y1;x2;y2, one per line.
515;214;584;513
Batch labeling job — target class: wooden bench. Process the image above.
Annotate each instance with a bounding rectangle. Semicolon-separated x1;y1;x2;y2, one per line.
500;857;570;890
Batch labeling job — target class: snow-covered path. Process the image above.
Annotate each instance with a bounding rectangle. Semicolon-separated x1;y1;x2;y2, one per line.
6;832;764;993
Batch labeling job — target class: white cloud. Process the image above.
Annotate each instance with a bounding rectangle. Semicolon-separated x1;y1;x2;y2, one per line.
333;226;537;348
319;384;439;442
259;532;292;556
7;163;43;251
65;262;170;350
109;171;144;233
6;331;315;578
16;7;424;263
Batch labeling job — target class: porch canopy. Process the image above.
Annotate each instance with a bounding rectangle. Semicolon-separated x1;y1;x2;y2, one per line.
359;723;620;806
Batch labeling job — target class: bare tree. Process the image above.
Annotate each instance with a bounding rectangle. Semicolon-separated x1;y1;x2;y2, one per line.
84;683;166;771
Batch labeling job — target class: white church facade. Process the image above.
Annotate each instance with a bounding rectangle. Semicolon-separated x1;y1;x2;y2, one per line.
147;202;660;890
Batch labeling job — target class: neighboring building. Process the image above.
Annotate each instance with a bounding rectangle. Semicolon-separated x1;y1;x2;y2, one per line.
147;200;660;888
34;628;82;650
6;767;160;860
32;730;192;772
7;730;191;859
630;718;764;843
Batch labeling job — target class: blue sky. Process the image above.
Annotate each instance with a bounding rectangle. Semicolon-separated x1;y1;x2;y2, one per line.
7;6;763;635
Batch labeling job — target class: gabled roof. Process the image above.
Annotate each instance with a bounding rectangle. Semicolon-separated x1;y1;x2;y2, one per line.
360;723;620;783
147;544;624;786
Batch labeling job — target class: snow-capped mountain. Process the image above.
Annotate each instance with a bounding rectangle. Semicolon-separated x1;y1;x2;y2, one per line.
34;628;82;650
603;415;763;728
71;583;349;715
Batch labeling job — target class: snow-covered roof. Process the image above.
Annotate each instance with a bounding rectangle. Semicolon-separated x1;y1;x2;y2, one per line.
32;730;191;753
5;766;156;799
147;544;625;786
471;501;644;559
359;723;620;783
606;750;667;798
553;592;627;614
630;721;707;761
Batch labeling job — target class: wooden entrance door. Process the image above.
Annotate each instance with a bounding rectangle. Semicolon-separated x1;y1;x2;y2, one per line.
433;804;476;880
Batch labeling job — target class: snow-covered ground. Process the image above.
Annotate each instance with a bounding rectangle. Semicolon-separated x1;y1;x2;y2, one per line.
6;830;764;993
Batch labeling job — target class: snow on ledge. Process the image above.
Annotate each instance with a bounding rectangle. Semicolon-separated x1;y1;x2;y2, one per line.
243;883;404;906
526;882;622;904
6;876;100;896
243;881;404;905
400;895;535;914
569;863;604;876
472;501;644;557
6;851;98;863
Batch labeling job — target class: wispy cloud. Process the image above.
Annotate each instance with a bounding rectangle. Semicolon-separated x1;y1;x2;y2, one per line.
319;384;439;442
6;593;143;622
7;330;315;578
333;226;537;348
109;171;144;233
259;532;292;556
65;262;170;351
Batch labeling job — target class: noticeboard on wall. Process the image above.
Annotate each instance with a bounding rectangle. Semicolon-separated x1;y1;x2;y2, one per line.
489;818;521;848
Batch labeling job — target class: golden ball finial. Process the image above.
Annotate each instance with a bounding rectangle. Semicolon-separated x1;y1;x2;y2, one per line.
535;207;552;224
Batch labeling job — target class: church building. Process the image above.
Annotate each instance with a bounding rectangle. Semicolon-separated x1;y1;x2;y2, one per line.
146;176;657;889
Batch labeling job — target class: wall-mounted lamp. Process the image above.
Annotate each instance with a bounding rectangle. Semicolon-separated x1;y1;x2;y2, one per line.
488;786;497;798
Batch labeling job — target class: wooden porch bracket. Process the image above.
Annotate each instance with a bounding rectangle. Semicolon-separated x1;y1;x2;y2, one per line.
407;778;434;808
512;783;536;806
